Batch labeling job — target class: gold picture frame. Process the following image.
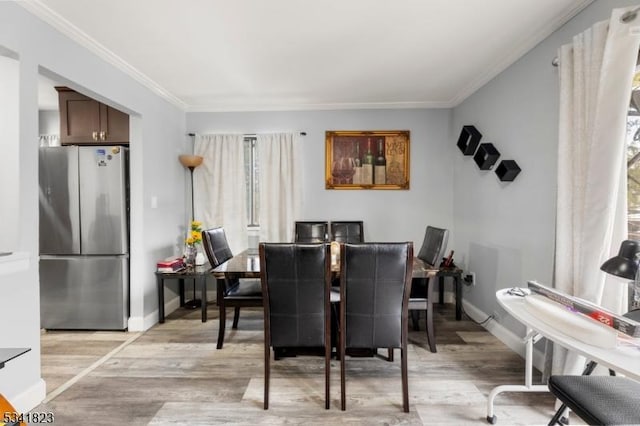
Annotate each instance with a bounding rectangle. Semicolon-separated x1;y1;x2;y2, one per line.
325;130;410;190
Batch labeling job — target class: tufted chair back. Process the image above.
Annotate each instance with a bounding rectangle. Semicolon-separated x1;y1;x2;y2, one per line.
417;226;449;266
330;221;364;243
259;242;331;409
201;227;234;268
294;221;329;243
339;242;413;412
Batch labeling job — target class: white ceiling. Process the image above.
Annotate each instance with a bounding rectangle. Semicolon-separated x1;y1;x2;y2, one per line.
24;0;592;112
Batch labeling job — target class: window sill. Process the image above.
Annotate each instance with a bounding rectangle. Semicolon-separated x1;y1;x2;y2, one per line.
0;252;30;276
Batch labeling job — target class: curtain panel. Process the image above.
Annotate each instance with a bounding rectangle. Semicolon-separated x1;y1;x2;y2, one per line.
257;132;302;243
551;7;640;376
194;134;248;254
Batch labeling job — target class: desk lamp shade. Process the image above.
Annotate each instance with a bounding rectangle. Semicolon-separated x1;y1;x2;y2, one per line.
600;240;640;280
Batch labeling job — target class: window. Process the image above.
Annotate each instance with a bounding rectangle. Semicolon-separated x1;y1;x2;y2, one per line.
244;136;259;226
627;73;640;239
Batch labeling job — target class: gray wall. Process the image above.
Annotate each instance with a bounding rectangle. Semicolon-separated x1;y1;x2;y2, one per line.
452;0;640;338
187;108;455;247
38;110;59;135
0;2;187;411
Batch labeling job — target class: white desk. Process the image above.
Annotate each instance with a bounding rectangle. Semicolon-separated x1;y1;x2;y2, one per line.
486;288;640;424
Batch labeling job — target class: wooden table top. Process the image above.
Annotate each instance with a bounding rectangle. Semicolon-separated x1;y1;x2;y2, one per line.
212;249;457;279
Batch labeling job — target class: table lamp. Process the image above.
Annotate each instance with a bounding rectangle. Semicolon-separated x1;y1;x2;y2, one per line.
179;154;204;308
600;239;640;311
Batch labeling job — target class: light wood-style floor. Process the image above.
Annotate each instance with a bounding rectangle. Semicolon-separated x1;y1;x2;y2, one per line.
36;303;565;425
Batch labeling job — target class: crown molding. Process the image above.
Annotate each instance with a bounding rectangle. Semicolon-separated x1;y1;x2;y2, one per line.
186;100;452;113
18;0;593;113
448;0;594;107
19;0;187;110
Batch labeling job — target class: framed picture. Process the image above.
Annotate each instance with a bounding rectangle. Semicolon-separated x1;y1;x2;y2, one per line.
325;130;410;190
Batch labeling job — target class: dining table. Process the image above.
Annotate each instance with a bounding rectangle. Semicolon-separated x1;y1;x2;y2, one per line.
212;249;464;352
212;249;451;279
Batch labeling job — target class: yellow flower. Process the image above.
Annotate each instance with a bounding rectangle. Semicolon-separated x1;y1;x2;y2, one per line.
185;220;203;246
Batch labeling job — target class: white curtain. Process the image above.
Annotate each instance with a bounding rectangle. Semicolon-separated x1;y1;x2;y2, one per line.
257;132;302;243
194;134;248;254
552;7;640;376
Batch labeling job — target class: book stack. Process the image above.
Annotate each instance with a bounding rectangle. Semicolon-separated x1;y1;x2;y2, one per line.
157;256;186;273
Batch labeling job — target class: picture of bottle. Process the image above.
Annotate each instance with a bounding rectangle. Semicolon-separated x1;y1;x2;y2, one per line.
361;138;374;184
374;138;386;184
352;141;362;185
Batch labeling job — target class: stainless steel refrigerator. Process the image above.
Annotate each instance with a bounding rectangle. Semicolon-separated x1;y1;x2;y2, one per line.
39;146;129;330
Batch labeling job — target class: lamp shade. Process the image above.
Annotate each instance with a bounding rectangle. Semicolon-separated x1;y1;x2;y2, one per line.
600;240;640;280
178;154;203;169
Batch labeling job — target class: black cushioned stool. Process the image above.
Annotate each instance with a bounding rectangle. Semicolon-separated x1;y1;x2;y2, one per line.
548;375;640;425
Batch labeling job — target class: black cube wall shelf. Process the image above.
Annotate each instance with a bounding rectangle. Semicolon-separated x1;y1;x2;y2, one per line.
495;160;521;181
457;125;482;155
473;143;500;170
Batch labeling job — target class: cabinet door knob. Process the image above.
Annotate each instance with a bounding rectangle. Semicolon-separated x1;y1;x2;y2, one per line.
100;131;106;141
92;131;98;141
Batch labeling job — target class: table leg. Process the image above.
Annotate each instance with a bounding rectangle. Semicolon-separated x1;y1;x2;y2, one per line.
426;276;437;353
485;327;547;424
439;276;445;305
455;275;462;320
179;279;185;307
157;275;165;324
201;276;207;322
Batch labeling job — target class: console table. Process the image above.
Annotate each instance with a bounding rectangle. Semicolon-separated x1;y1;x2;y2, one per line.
156;262;210;323
436;267;464;320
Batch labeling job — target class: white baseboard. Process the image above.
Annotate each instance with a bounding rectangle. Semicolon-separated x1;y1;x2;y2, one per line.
12;378;46;413
462;299;545;372
128;296;182;331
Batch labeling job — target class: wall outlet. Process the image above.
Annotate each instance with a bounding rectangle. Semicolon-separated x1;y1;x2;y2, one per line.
464;272;476;286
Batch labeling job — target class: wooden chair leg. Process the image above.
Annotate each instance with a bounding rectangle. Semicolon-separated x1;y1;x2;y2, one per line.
217;305;226;349
325;343;330;409
387;348;394;362
410;310;420;331
264;345;270;409
426;306;436;353
232;306;241;329
401;346;409;413
340;339;346;410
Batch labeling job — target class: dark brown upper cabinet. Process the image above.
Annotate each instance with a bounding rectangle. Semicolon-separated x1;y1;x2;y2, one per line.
56;87;129;145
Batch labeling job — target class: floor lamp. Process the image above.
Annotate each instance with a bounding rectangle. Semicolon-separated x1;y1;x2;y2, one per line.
179;154;203;309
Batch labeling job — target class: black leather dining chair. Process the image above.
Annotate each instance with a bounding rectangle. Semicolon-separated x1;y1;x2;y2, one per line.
294;221;329;243
330;221;364;243
339;242;413;412
259;242;332;410
201;227;262;349
408;226;449;353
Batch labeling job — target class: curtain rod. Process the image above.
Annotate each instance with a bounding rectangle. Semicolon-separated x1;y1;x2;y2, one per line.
188;132;306;137
552;7;640;67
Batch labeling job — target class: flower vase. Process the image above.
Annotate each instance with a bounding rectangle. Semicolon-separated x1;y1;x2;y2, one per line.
185;245;197;268
195;250;205;266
